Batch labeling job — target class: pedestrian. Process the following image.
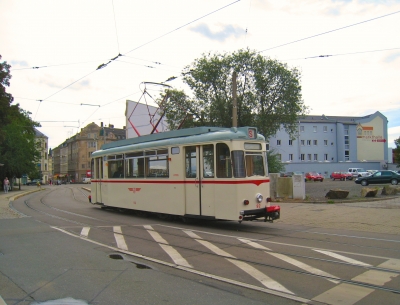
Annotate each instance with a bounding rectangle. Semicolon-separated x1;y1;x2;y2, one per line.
3;177;9;194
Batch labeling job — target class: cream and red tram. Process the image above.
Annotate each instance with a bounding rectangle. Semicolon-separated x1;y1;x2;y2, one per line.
89;126;280;222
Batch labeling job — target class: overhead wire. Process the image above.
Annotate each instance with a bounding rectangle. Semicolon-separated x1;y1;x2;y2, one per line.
259;10;400;53
284;47;400;61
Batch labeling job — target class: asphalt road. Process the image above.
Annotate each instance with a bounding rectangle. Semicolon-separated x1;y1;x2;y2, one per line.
1;184;399;305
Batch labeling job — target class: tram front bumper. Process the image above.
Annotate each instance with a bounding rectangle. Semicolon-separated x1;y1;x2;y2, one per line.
240;205;280;222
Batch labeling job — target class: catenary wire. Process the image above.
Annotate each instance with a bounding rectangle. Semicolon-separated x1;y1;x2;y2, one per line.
260;10;400;53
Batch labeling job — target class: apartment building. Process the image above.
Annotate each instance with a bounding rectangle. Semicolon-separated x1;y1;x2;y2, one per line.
52;122;125;182
268;111;389;175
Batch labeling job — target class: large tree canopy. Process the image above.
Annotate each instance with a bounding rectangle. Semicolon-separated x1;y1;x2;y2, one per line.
0;55;41;183
161;49;308;139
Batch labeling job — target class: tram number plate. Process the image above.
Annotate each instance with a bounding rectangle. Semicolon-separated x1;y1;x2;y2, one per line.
256;203;261;208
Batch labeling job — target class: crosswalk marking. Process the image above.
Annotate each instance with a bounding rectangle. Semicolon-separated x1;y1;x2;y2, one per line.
184;231;293;294
145;225;192;268
238;238;271;250
113;226;128;250
352;269;398;286
313;283;374;305
313;249;371;267
267;252;340;284
378;258;400;271
80;227;90;237
239;240;340;284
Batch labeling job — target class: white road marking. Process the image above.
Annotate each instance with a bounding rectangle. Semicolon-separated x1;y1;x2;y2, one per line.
184;231;293;294
52;226;312;304
314;258;400;304
313;283;374;305
113;226;128;251
313;249;372;267
352;269;398;286
378;258;400;271
239;239;339;284
145;225;192;268
267;252;340;284
80;227;90;237
238;238;271;250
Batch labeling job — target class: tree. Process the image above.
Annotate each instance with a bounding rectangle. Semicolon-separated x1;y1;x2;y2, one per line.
267;150;285;174
0;55;41;187
161;49;308;139
394;137;400;167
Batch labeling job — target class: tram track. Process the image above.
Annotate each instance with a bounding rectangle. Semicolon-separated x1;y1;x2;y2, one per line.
17;191;400;300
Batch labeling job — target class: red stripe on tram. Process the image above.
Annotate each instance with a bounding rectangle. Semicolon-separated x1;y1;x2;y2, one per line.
91;179;270;186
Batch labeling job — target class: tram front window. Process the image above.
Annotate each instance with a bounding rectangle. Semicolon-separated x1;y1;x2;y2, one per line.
245;154;265;176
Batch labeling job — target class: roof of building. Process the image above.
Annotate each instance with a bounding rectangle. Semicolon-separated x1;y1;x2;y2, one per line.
34;128;48;138
299;111;387;124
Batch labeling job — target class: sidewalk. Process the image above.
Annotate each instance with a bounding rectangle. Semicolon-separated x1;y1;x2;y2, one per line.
0;187;43;219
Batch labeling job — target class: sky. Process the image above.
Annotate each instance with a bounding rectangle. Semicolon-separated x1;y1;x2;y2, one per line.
1;0;400;150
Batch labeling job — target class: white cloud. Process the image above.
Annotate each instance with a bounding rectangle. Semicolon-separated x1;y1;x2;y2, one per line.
1;0;399;150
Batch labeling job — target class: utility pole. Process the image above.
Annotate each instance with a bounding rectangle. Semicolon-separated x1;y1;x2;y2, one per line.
232;71;237;127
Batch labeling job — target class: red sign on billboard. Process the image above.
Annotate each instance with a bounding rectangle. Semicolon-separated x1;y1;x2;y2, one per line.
86;170;91;178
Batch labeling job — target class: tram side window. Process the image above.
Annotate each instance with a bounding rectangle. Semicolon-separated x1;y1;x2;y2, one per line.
109;159;124;178
232;151;245;178
245;154;265;177
203;145;214;178
185;147;197;178
125;158;145;178
146;150;169;178
216;143;232;178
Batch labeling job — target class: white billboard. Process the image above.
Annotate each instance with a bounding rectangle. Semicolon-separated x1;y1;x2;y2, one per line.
125;100;169;139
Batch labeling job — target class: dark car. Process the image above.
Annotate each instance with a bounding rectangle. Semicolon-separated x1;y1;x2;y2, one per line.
26;179;41;186
355;170;400;186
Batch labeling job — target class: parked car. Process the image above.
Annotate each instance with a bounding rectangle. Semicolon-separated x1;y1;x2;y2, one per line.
355;170;400;186
26;179;41;186
348;168;369;178
330;171;353;181
82;178;91;184
305;172;324;182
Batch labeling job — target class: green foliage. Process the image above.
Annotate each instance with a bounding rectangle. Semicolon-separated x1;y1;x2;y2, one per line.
0;55;41;179
394;137;400;168
267;150;285;174
160;49;307;138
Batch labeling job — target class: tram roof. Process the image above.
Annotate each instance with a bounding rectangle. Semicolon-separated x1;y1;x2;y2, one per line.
97;126;263;153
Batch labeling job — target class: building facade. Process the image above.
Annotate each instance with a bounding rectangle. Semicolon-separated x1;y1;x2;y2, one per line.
268;112;389;175
34;128;50;184
52;122;126;182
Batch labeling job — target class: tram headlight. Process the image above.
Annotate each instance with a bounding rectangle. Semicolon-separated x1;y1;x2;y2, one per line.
256;193;263;203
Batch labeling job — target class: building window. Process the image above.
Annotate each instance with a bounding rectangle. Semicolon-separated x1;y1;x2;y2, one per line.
313;126;317;132
307;154;311;161
300;154;305;161
323;126;327;132
307;140;311;146
289;154;293;161
324;140;328;146
301;140;305;146
277;139;281;146
289;140;293;146
314;154;318;161
324;154;328;161
345;150;350;161
313;140;317;146
82;164;85;169
300;126;304;132
277;154;281;161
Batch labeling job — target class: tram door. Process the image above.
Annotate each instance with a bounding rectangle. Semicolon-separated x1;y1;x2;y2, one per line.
184;145;215;216
95;157;103;203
